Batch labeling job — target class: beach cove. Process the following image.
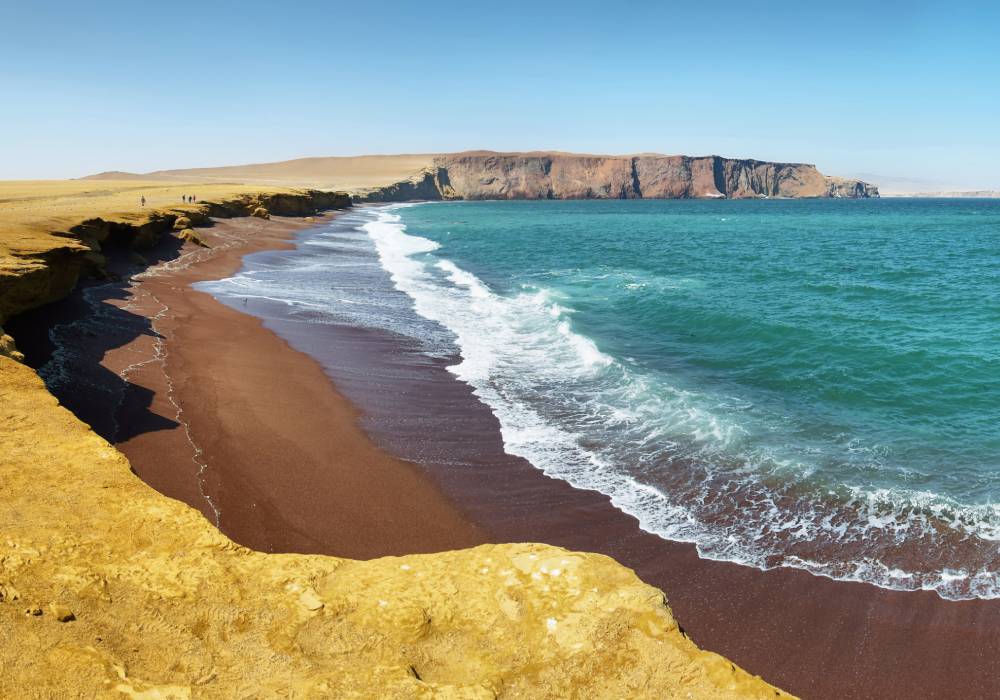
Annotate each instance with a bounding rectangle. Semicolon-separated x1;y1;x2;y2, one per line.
0;186;790;697
8;194;1000;697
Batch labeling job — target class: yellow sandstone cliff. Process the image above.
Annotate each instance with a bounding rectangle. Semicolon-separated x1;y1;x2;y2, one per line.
0;183;793;698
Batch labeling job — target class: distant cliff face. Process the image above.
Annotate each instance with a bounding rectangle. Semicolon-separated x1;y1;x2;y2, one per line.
362;152;878;201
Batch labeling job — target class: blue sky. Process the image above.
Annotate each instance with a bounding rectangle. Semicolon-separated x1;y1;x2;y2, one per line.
3;1;998;188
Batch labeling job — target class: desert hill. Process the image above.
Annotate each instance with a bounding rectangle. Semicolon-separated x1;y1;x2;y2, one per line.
82;151;879;200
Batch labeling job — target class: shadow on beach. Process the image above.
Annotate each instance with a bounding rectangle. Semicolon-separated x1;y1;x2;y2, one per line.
6;234;188;444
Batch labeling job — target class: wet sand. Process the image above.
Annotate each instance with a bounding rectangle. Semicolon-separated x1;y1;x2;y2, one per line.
14;208;1000;699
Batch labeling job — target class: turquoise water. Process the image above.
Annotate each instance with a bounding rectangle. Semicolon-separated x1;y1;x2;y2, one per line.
200;198;1000;599
381;199;1000;599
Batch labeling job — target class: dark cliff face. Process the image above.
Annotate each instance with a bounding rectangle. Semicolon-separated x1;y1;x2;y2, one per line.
358;153;878;202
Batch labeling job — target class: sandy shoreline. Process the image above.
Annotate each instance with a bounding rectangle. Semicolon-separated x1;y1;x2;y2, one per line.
12;213;487;557
13;207;1000;699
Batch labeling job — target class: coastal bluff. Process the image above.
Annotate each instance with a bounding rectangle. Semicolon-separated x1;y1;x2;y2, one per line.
0;183;792;697
81;150;879;201
362;152;879;201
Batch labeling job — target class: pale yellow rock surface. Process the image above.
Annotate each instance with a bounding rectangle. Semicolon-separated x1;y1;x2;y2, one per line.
0;355;793;698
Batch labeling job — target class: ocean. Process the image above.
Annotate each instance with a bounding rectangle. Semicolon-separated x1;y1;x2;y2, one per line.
197;198;1000;600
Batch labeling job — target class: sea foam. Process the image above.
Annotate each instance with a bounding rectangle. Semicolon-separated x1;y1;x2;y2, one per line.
359;204;1000;601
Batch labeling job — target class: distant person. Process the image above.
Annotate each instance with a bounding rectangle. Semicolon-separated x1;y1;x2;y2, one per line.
140;195;146;207
192;194;197;203
182;195;188;203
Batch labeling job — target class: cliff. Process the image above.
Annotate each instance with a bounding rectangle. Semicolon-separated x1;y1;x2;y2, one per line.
0;183;792;697
361;151;879;201
0;182;350;360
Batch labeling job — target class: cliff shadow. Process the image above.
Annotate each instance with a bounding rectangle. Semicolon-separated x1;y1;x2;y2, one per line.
6;235;189;445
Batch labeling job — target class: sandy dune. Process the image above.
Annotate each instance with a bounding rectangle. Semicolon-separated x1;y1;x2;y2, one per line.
83;154;436;191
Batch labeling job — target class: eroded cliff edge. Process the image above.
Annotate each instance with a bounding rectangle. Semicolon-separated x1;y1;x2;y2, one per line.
361;151;879;201
0;188;350;362
0;189;793;698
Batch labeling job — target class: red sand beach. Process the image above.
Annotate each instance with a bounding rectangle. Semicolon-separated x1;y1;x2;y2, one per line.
17;210;1000;700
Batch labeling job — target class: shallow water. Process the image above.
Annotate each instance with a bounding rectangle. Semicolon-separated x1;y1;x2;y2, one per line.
200;199;1000;599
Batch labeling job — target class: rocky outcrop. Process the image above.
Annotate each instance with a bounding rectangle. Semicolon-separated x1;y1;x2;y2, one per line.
200;191;352;219
359;151;879;201
361;166;455;202
0;354;792;697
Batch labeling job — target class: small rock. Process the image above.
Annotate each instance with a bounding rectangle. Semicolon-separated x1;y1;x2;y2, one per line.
251;206;271;220
173;216;193;231
49;604;75;622
24;606;42;616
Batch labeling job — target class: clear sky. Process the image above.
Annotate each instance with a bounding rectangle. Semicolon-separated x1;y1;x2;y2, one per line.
3;1;998;188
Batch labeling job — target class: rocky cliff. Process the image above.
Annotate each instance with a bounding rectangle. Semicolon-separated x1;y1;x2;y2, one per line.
0;186;793;697
361;151;878;201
